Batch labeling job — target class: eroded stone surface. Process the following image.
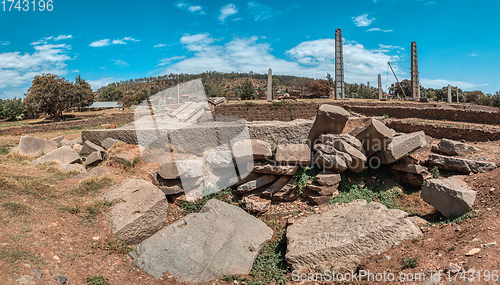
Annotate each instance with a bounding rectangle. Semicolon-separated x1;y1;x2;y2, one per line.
421;177;476;218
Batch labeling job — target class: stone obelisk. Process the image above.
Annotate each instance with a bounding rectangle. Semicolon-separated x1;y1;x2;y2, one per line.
378;74;383;100
335;28;345;100
411;41;420;99
447;84;452;103
267;68;272;102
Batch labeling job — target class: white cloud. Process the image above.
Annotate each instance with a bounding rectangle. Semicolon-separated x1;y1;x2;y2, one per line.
0;42;71;93
1;41;10;46
219;4;238;22
158;56;186;66
90;37;139;47
353;14;375;27
176;1;206;14
113;59;129;67
54;35;72;41
469;53;478;57
89;39;111;47
367;28;393;32
161;34;403;85
247;2;280;21
420;78;477;90
88;77;116;91
154;44;167;48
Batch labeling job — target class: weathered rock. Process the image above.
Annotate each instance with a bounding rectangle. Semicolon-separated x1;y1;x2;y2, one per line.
408;216;428;227
129;199;273;283
60;138;73;147
272;180;298;201
158;183;184;195
18;136;58;157
206;148;233;169
392;163;432;179
75;166;109;180
235;175;275;194
110;149;141;165
332;139;367;173
284;188;301;201
80;141;105;155
313;172;341;187
252;164;299;175
101;137;124;150
15;275;37;285
318;134;364;153
312;151;348;173
432;139;478;156
303;187;337;205
55;163;87;174
100;179;168;244
401;173;425;187
343;117;372;134
32;146;82;165
86;151;104;167
377;131;427;164
421;177;476;218
313;143;353;165
350;119;395;157
285;199;422;271
275;144;311;166
233;139;272;161
177;159;204;178
157;161;180;180
306;183;339;196
72;144;83;154
428;154;497;174
9;146;18;154
241;196;271;213
261;176;292;198
51;136;65;147
308;105;350;146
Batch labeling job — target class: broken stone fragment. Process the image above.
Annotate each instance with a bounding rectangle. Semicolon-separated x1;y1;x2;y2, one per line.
432;139;478;156
421;177;476;218
308;104;350;147
274;144;311;166
350;118;395;157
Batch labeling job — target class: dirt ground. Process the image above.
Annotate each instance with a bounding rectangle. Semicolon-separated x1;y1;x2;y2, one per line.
0;127;499;284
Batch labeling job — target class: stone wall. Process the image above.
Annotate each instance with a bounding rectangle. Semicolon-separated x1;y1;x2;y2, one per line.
214;101;500;125
0;113;134;136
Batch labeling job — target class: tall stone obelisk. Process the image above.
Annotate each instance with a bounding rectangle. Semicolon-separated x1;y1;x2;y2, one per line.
378;74;383;100
335;28;345;100
411;41;420;99
447;84;452;103
267;68;272;102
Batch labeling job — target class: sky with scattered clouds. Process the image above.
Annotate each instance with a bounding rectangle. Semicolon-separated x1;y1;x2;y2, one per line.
1;0;499;99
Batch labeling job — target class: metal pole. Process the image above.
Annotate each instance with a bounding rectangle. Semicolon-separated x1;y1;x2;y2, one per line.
388;62;407;99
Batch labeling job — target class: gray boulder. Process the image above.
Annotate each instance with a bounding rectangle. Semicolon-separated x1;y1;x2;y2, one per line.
32;146;82;165
275;144;311;166
432;139;478;156
350;119;395;157
18;136;58;157
101;137;124;150
313;150;348;173
75;165;109;180
241;196;271;213
377;131;427;164
80;140;105;155
51;136;65;147
428;154;497;174
157;161;180;180
261;176;292;198
308;105;350;146
86;151;104;167
421;177;476;217
232;139;272;161
332;139;366;173
286;200;422;271
206;148;233;169
100;179;168;244
129;199;273;283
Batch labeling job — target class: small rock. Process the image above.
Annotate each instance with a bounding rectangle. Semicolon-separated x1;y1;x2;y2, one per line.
33;269;42;280
385;256;391;260
241;196;271;213
56;275;66;284
465;248;481;256
455;226;461;232
483;241;496;248
15;275;36;284
446;263;461;273
92;236;100;241
53;255;60;261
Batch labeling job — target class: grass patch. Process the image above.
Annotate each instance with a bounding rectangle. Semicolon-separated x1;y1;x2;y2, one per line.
59;205;80;215
431;166;440;179
292;166;320;194
0;144;13;155
179;188;233;215
0;247;43;265
428;210;474;225
87;275;110;285
401;256;419;269
328;181;402;209
249;215;289;284
72;177;113;196
85;200;113;221
93;238;133;255
1;202;31;215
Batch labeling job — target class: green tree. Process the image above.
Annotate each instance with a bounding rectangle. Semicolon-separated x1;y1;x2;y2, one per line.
98;85;124;102
24;74;79;121
0;98;24;120
310;79;332;97
326;73;334;88
239;79;255;100
74;75;94;111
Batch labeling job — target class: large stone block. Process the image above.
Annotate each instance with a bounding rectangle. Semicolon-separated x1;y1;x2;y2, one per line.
129;199;273;283
32;146;82;165
275;144;311;166
421;177;476;217
80;141;105;155
100;179;168;244
18;136;58;157
432;139;478;156
428;154;497;174
285;200;422;271
350;118;395;157
377;131;427;164
308;105;350;146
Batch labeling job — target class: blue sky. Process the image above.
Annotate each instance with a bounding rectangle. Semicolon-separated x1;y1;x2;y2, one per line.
1;0;499;99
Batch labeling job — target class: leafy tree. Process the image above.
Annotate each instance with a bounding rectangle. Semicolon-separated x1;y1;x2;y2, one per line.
119;94;138;108
388;79;411;98
310;79;332;97
74;75;94;111
0;98;24;120
492;92;500;107
239;79;255;100
24;74;80;121
326;73;334;88
98;85;124;102
135;89;149;104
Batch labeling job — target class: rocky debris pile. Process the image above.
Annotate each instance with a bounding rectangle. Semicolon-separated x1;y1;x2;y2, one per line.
129;199;273;283
99;179;169;244
421;176;476;217
285;199;422;271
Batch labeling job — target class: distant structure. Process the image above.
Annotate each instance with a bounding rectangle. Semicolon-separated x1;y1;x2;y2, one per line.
456;86;459;103
411;41;420;99
267;68;273;101
378;74;383;100
447;84;452;103
335;28;345;100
